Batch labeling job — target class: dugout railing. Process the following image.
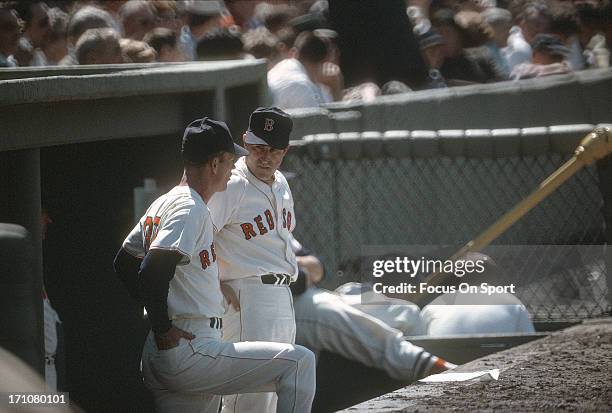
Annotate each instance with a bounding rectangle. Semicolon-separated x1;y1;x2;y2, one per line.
284;125;612;324
287;68;612;140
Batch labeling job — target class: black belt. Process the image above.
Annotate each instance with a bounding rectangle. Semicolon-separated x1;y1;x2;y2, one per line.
261;273;292;285
210;317;222;329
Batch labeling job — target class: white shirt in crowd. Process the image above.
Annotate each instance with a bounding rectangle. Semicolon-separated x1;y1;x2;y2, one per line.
267;58;331;109
503;26;532;70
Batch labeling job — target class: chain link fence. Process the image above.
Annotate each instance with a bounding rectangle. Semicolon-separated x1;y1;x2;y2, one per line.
283;128;610;322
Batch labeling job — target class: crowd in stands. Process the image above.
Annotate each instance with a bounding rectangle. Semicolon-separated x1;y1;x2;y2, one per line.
0;0;610;108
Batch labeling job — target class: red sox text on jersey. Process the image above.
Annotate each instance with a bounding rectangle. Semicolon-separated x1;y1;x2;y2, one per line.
240;208;292;240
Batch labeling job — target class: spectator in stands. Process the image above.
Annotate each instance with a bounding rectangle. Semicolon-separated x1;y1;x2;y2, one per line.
60;5;117;65
195;26;245;60
151;0;181;36
576;1;609;69
504;1;551;70
276;25;298;58
144;27;184;62
380;80;410;95
101;0;127;28
120;38;156;63
224;0;261;30
118;0;156;41
549;0;584;70
0;4;20;67
242;27;282;68
41;8;69;65
179;0;224;61
599;0;612;67
418;28;448;88
256;2;298;34
432;9;504;84
13;1;50;66
481;7;513;79
75;28;123;65
510;33;571;79
342;82;381;102
268;30;336;109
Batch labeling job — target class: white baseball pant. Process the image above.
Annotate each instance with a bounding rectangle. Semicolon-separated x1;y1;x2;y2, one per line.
142;317;314;413
221;277;296;413
294;288;439;381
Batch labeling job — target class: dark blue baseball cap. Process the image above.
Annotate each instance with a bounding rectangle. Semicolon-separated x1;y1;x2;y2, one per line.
245;107;293;149
182;117;248;163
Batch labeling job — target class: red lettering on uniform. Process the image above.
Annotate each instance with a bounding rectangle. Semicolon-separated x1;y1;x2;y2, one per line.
143;216;161;252
240;223;257;240
264;209;275;230
211;242;217;262
287;211;292;231
152;217;161;240
282;208;287;228
199;250;211;269
144;217;153;248
254;215;268;235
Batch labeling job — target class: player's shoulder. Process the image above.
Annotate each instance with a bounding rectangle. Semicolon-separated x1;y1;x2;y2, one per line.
229;167;249;187
169;186;204;205
156;186;206;215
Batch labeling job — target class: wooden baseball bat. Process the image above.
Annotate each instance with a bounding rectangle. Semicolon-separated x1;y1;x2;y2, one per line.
411;127;612;306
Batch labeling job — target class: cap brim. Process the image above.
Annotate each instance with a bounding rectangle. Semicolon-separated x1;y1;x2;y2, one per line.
233;143;249;156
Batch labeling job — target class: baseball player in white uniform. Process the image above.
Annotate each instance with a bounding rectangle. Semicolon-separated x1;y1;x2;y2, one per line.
113;117;315;413
291;241;455;382
421;294;535;336
207;107;298;413
420;253;535;336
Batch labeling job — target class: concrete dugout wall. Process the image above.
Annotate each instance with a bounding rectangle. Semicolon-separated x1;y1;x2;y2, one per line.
288;69;612;139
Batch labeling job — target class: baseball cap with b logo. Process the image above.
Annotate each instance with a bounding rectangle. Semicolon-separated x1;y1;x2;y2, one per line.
245;107;293;149
182;117;248;164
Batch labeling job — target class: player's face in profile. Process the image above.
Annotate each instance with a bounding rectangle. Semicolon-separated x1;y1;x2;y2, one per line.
214;151;236;192
244;143;288;182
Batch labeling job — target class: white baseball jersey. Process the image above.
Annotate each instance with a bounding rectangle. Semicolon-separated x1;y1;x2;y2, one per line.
208;156;298;281
122;185;224;319
421;292;535;336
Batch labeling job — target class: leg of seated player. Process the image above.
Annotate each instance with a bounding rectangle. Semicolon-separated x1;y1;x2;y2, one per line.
143;318;315;413
294;288;448;381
